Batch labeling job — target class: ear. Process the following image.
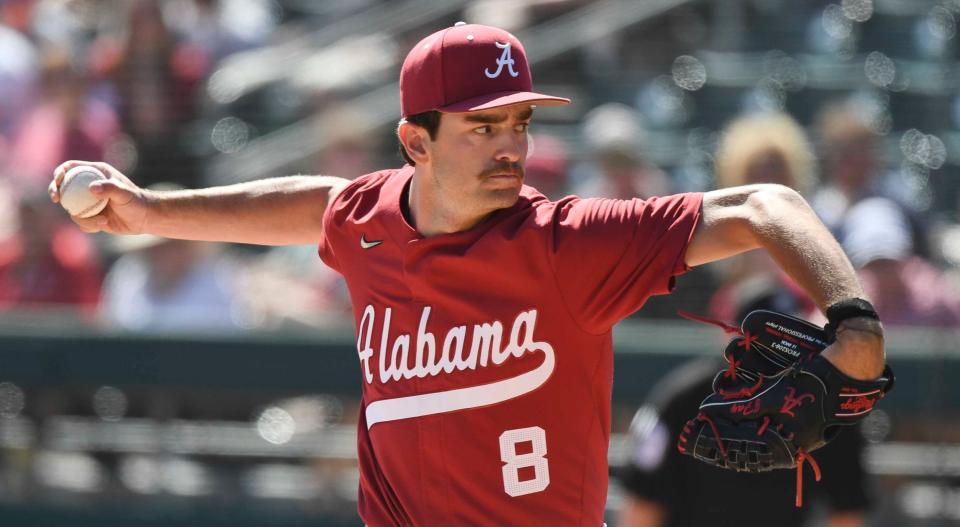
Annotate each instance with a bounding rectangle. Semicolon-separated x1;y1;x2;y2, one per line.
398;122;431;165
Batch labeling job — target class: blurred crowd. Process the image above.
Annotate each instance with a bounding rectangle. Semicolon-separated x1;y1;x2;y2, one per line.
0;0;355;332
1;0;959;334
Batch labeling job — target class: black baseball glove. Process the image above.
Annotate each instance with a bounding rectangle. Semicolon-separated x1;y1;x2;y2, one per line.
676;310;894;506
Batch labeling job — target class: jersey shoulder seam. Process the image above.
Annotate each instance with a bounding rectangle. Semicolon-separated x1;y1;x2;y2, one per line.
540;199;604;337
544;197;641;337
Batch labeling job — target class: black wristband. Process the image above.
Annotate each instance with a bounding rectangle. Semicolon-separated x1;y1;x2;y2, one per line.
824;298;879;341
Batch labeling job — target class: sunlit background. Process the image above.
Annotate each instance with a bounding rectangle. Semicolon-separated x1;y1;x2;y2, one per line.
0;0;959;525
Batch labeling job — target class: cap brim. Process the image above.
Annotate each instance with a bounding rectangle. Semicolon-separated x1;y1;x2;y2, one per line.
437;90;570;113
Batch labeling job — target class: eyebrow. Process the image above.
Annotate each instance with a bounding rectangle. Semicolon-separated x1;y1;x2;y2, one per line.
463;107;535;124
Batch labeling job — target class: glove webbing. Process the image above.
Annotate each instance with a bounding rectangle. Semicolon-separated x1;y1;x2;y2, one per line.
681;409;822;506
679;310;824;507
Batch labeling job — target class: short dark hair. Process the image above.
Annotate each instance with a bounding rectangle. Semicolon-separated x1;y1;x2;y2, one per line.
398;111;441;166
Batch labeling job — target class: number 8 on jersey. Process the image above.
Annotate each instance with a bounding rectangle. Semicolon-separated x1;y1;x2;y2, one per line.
499;426;550;497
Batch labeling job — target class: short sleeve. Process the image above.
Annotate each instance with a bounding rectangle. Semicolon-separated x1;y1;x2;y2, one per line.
317;168;401;275
317;174;370;274
317;181;346;273
318;217;341;273
548;193;703;333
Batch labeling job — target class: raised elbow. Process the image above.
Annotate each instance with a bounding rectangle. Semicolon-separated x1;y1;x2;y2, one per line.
746;183;810;225
752;183;805;205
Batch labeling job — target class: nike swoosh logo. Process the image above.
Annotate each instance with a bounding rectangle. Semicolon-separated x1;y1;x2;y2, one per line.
360;235;383;249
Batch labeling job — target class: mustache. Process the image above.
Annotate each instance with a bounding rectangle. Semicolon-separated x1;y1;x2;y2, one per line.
478;162;524;180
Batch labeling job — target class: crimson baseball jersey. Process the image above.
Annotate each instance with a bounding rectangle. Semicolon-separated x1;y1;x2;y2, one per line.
318;165;703;526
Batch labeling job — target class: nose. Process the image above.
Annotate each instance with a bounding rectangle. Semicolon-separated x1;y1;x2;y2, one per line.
494;131;523;164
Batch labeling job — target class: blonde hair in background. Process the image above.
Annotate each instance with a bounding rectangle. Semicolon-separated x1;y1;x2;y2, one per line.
714;112;816;196
814;99;876;152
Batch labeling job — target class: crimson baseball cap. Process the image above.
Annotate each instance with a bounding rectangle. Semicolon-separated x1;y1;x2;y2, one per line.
400;22;570;117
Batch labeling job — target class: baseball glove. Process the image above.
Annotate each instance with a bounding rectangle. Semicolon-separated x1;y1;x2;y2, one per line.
676;310;894;506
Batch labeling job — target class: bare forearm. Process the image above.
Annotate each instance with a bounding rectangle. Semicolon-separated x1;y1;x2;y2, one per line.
145;176;345;245
747;186;861;311
746;187;885;378
688;185;885;378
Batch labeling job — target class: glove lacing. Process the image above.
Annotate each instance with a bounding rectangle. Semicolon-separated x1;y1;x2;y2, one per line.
678;310;824;507
677;310;760;392
795;448;821;507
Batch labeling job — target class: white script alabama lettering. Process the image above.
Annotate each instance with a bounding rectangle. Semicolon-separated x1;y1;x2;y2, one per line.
484;41;520;79
356;305;555;428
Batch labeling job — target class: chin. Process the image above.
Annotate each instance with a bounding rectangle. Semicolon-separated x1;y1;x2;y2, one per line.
485;187;522;209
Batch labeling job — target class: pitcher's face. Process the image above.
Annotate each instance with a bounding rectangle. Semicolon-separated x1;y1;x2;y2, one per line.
427;104;533;215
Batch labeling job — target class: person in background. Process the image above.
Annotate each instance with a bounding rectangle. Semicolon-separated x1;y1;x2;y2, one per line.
524;133;569;200
0;191;102;312
6;48;119;190
239;243;353;330
810;99;928;256
164;0;276;63
573;102;671;199
100;234;248;334
315;105;381;183
98;184;247;334
96;0;206;189
707;112;819;323
841;196;960;327
0;0;38;140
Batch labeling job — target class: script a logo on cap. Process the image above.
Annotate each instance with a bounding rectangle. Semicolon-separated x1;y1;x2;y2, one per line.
484;41;519;79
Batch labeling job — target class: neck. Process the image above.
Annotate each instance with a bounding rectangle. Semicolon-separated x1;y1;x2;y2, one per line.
407;168;488;237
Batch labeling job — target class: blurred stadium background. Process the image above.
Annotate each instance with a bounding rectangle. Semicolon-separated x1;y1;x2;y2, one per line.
1;0;959;525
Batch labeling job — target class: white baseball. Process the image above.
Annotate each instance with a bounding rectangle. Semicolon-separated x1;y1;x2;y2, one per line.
60;166;109;218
